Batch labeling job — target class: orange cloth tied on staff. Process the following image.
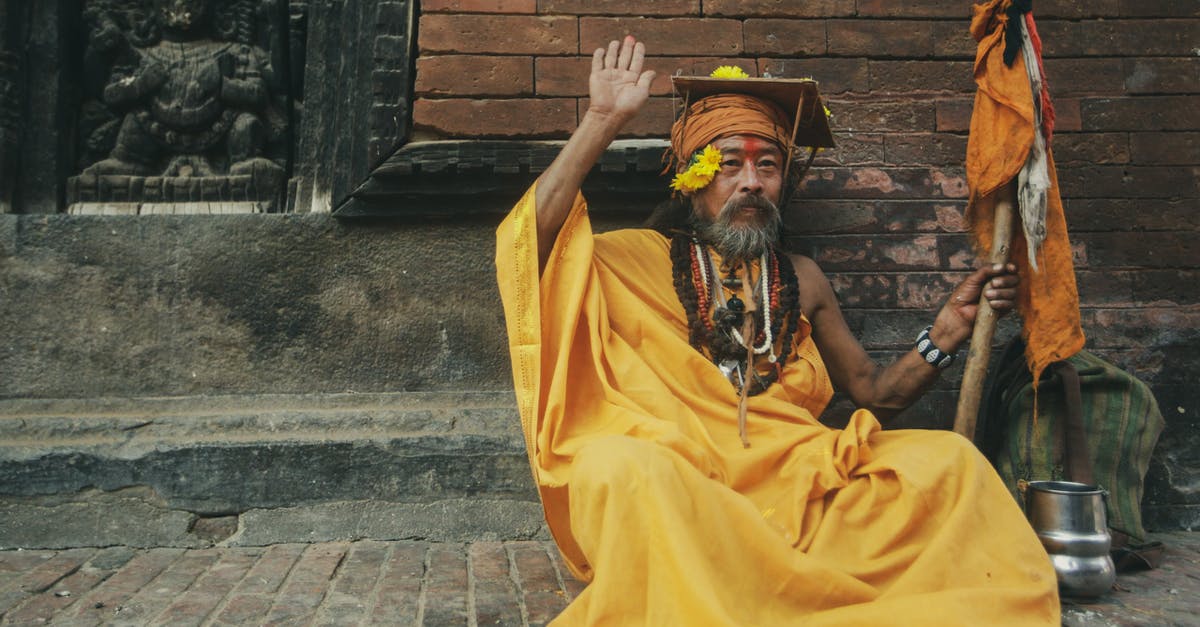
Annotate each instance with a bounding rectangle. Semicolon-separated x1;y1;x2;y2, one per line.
966;0;1085;383
669;93;793;167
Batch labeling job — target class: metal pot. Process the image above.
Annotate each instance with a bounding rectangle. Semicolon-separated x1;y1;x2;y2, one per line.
1024;480;1117;598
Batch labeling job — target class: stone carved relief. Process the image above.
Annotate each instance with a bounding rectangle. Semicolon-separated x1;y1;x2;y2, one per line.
69;0;292;213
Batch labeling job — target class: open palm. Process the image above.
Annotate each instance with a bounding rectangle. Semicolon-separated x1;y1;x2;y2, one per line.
588;37;655;121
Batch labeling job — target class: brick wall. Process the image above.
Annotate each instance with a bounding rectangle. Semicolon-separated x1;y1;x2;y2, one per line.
411;2;1199;528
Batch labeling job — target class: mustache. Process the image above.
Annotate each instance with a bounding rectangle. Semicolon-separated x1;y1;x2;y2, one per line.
719;194;779;219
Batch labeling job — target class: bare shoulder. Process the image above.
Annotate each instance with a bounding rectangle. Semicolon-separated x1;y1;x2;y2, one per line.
784;253;836;316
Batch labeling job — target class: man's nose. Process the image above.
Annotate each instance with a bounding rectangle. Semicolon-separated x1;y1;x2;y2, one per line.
738;163;764;195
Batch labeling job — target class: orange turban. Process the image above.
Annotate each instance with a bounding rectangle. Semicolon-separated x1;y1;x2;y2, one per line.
669;94;794;169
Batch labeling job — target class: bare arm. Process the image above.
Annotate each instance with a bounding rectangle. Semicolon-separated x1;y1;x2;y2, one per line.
795;255;1019;421
534;36;655;271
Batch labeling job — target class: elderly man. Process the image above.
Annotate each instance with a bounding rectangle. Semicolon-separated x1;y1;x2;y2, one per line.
496;36;1059;625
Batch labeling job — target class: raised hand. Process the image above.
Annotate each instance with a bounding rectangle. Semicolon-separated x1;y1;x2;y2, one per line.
588;36;655;122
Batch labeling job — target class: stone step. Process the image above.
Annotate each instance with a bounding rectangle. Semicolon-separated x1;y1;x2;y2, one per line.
0;393;545;549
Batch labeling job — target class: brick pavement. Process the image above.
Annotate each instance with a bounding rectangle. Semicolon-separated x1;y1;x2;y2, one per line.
0;533;1195;626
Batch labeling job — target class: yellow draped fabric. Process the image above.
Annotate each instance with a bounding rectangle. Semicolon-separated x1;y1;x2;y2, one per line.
496;184;1060;625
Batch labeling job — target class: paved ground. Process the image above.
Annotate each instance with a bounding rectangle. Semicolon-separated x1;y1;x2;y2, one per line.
0;533;1195;626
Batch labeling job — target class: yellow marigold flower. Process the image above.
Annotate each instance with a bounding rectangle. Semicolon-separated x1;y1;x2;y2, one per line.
670;144;724;192
710;65;749;79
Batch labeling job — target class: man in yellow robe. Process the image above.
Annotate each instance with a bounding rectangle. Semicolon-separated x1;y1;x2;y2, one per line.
496;36;1060;625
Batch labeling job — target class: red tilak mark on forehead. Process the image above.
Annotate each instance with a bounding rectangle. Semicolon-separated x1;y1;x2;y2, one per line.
737;136;776;162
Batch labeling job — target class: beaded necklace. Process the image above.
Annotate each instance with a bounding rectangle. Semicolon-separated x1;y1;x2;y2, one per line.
671;232;802;399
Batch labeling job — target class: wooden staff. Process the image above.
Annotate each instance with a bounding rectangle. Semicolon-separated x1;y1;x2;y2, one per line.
954;181;1017;440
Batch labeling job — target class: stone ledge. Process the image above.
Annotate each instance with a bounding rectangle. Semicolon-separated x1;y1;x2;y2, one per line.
0;393;540;548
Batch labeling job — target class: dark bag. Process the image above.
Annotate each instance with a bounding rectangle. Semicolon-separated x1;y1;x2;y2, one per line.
978;338;1166;570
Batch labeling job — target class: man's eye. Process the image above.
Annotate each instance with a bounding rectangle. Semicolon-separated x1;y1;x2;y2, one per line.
758;160;778;169
722;160;740;168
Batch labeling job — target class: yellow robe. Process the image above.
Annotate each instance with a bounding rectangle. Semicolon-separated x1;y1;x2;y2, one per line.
496;184;1060;625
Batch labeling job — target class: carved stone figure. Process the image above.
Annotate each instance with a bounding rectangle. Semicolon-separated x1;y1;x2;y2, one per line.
78;0;286;182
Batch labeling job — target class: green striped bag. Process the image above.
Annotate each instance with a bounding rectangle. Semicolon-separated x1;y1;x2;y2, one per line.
979;339;1165;551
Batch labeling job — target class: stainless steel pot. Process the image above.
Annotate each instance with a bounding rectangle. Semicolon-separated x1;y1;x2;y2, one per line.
1024;480;1117;598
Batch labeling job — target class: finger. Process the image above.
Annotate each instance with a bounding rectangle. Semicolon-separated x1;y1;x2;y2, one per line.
987;298;1016;312
591;46;605;73
990;275;1019;289
617;35;635;70
636;69;656;90
605;39;620;69
630;40;646;75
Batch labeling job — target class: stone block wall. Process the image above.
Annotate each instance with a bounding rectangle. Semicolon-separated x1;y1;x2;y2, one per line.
409;1;1200;529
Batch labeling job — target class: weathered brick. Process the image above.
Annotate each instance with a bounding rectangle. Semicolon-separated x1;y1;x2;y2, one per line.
62;549;183;623
578;97;674;137
1054;97;1082;132
1080;229;1200;265
414;98;577;138
1081;96;1197;131
2;550;127;626
884;133;968;166
544;547;587;601
228;544;304;595
114;551;220;623
1117;0;1200;17
538;0;698;15
1043;58;1126;97
785;199;968;236
1125;58;1200;94
1057;165;1200;198
827;20;935;57
790;233;972;271
856;0;972;18
1081;307;1200;346
579;17;743;56
828;99;937;133
369;543;425;624
212;593;274;624
828;272;962;309
0;548;95;613
261;544;346;624
510;542;567;625
1075;271;1200;307
868;60;975;93
422;0;536;13
416;55;533;96
813;132;885;166
154;549;260;626
423;545;469;626
1063;198;1197;231
469;543;522;626
743;19;826;56
314;543;390;625
759;58;868;94
1036;19;1199;56
419;14;577;55
796;166;968;200
1129;132;1200;165
931;22;975;59
536;56;753;97
705;0;854;17
1036;0;1121;18
1050;132;1130;165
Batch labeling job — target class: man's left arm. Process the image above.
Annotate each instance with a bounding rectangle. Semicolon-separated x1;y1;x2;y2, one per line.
800;257;1019;421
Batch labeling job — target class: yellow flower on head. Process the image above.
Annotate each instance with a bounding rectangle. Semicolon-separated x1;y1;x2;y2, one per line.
670;144;724;192
710;65;750;79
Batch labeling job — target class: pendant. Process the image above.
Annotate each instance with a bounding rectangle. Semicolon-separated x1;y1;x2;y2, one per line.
721;277;743;289
726;295;745;313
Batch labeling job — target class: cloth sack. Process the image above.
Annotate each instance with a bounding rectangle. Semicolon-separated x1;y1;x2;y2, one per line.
978;337;1166;569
